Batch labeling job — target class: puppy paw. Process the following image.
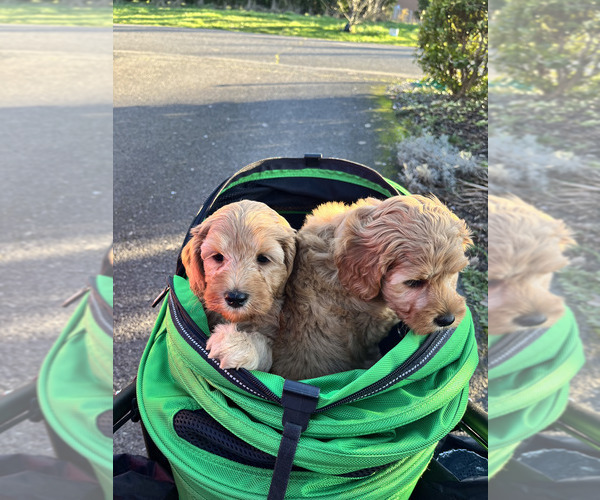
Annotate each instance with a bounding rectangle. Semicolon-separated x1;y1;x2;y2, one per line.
206;323;273;372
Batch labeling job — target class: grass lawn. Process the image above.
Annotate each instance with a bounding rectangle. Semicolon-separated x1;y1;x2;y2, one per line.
113;3;419;46
0;2;112;27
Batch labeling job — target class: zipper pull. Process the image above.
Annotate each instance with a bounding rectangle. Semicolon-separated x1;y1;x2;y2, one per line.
151;286;169;308
61;286;90;307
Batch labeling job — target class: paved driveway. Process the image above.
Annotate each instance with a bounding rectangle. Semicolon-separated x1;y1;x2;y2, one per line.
0;25;112;454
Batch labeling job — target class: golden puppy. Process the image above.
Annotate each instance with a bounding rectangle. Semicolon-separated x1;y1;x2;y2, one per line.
181;200;296;371
488;195;576;335
271;195;473;380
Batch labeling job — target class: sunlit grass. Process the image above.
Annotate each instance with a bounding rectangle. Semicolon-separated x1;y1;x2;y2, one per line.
0;2;112;27
113;3;419;46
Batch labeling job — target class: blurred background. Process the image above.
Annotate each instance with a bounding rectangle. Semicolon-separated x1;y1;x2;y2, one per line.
488;0;600;496
0;0;113;491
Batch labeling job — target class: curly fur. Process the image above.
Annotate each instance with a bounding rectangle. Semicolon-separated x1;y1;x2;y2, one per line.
271;195;473;380
489;195;576;336
181;200;296;370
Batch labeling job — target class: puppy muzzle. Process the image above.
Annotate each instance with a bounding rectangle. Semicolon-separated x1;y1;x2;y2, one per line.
514;312;548;328
224;290;249;308
434;314;456;328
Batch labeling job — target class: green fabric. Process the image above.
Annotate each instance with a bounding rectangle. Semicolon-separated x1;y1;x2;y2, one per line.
138;275;478;499
488;307;585;477
37;276;113;500
222;168;409;198
385;177;411;196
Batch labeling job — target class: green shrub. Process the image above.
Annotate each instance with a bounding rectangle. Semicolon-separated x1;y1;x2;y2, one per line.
416;0;488;99
493;0;600;99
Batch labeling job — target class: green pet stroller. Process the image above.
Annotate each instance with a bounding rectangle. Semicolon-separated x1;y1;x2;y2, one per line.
487;306;600;499
113;156;488;500
0;251;113;500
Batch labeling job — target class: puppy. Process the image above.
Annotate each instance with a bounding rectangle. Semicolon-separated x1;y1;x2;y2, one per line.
488;195;576;335
181;200;296;371
271;195;473;380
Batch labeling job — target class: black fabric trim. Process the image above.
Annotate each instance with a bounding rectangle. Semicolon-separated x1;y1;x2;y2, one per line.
226;157;395;194
206;177;390;229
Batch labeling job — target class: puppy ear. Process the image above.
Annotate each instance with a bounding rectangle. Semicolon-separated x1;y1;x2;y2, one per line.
181;222;210;298
268;212;296;278
334;203;385;301
281;232;297;278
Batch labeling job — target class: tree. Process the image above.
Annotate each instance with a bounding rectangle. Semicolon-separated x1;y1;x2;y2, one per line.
331;0;392;32
493;0;600;99
416;0;488;99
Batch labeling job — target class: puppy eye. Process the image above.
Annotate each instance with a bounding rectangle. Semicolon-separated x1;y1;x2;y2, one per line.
212;254;224;263
257;254;270;264
404;280;425;288
488;279;502;288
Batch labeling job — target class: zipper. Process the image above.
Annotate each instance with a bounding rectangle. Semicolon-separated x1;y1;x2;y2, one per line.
168;276;454;412
489;325;583;418
488;327;546;370
167;276;281;404
316;326;454;412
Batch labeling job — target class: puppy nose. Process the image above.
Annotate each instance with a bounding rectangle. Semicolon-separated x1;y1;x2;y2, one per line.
225;291;248;308
514;313;547;327
434;314;455;327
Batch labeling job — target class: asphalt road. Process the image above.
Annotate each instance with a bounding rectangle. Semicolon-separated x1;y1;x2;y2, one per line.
0;25;112;454
113;25;423;453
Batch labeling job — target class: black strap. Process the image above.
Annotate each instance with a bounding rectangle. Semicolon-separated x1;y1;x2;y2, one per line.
268;422;302;499
267;380;320;500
